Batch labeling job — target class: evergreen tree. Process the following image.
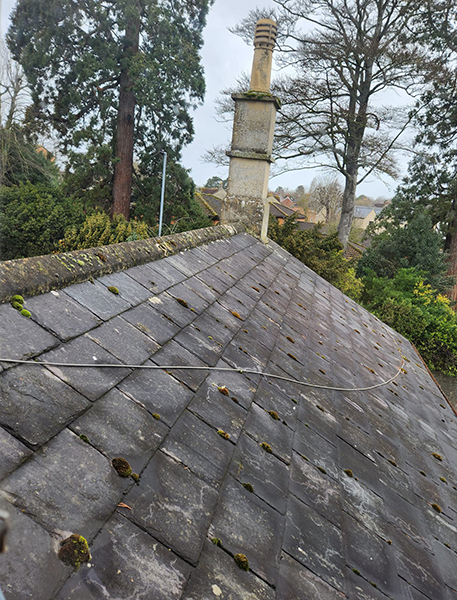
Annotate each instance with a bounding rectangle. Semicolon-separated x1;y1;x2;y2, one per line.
7;0;213;219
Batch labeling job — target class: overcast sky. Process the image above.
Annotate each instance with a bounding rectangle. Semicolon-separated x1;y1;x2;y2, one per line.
1;0;399;198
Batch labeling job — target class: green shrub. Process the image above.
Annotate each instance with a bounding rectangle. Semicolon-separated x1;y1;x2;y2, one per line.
0;182;85;260
361;268;457;375
58;212;150;251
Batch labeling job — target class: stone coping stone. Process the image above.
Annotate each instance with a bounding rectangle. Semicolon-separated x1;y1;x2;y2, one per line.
0;364;90;449
0;302;59;362
56;512;192;600
118;362;193;427
0;427;33;481
0;502;70;600
69;387;168;474
160;409;234;487
182;539;275;600
0;224;244;303
124;450;218;565
1;429;128;539
209;476;284;587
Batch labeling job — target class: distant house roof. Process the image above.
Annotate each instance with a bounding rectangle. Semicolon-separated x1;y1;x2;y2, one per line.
0;225;455;599
353;205;375;219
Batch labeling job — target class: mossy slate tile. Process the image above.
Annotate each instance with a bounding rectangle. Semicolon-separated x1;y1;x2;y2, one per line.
209;477;284;587
64;280;130;320
118;363;193;426
56;512;192;600
0;303;58;361
283;495;345;593
121;302;180;345
69;387;168;474
40;336;131;402
0;427;32;480
161;410;234;487
25;290;101;341
1;429;127;539
124;450;218;565
0;365;90;448
182;539;275;600
229;432;289;514
96;270;151;305
0;502;70;600
244;403;294;465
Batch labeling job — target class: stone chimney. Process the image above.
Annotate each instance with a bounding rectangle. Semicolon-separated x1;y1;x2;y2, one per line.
222;19;279;241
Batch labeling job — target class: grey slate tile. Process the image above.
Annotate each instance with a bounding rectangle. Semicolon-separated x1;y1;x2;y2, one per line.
167;281;210;314
124;450;218;565
121;302;180;345
244;402;294;464
289;451;341;526
1;429;127;539
0;365;90;448
294;420;339;479
118;362;193;426
229;432;289;514
276;552;344;600
64;280;130;320
148;292;197;328
0;302;58;361
124;262;171;293
182;539;275;600
174;323;226;366
147;257;188;285
69;387;168;473
40;336;131;401
341;472;389;540
0;502;70;600
209;477;284;586
151;340;209;391
283;495;345;592
86;316;160;365
56;512;192;600
161;410;234;487
97;270;152;305
25;289;101;341
0;427;32;481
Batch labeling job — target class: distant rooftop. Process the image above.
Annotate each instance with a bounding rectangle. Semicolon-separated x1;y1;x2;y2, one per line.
0;226;455;599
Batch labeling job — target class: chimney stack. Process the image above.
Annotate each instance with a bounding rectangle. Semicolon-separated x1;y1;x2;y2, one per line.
222;19;279;241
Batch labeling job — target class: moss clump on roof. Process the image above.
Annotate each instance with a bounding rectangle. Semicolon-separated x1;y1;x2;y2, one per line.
79;434;90;444
230;310;243;320
387;459;398;467
108;286;119;295
176;298;189;308
343;469;354;478
211;538;222;547
286;336;295;343
268;410;279;420
242;482;254;493
260;442;272;454
316;466;327;475
152;413;161;420
218;386;229;396
420;470;427;477
287;353;298;361
431;503;442;513
112;457;132;477
11;295;24;304
20;309;31;318
234;553;249;571
432;452;443;461
58;534;91;571
440;477;447;483
11;301;23;311
131;473;140;483
217;430;230;440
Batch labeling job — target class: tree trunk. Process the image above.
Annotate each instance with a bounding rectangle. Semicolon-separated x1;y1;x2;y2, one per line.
337;165;358;249
112;17;140;220
446;215;457;303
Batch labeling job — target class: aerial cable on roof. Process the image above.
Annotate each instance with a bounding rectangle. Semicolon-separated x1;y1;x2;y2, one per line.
0;357;404;393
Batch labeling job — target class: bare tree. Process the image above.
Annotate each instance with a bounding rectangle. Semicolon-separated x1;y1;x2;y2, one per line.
309;176;343;223
224;1;435;248
0;40;29;128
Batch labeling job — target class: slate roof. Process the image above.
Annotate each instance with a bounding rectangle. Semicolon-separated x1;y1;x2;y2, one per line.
0;229;456;599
